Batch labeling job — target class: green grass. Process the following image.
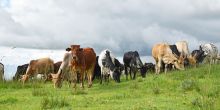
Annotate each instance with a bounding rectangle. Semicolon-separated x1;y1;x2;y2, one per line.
0;64;220;110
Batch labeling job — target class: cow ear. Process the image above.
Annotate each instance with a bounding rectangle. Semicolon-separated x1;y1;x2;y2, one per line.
66;48;71;52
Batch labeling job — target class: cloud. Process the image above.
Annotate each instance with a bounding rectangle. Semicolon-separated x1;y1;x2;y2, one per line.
0;0;219;56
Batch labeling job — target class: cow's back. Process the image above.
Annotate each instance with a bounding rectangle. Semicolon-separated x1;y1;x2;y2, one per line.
152;43;171;61
201;43;218;57
28;58;54;75
123;52;134;66
175;41;189;56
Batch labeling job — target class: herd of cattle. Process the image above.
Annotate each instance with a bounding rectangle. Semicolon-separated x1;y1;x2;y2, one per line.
0;41;219;89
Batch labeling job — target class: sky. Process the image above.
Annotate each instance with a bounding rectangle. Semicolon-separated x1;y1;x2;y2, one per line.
0;0;220;79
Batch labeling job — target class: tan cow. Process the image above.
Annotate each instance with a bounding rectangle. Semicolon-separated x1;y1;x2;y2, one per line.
152;43;185;74
21;58;54;84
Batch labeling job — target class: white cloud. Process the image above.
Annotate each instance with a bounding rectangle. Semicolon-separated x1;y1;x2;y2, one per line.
0;0;220;55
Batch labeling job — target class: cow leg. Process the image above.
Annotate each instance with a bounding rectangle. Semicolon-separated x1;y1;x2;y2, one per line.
107;74;110;85
80;73;84;88
100;74;103;84
133;71;136;80
155;61;158;74
133;68;137;79
73;73;77;89
124;66;128;80
87;72;92;88
164;64;168;74
129;67;132;80
157;58;162;74
88;66;94;88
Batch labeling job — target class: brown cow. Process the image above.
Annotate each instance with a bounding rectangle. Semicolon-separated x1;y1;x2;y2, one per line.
152;43;185;74
52;45;96;88
21;58;54;83
69;45;96;88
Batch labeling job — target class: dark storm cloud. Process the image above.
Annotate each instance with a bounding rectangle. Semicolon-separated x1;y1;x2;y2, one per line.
0;0;220;56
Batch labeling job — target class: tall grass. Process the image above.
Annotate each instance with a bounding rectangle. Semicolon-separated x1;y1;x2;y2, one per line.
41;97;70;109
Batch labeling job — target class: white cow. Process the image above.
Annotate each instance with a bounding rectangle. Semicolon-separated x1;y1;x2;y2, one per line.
98;49;118;84
51;52;74;88
200;43;218;64
175;41;189;57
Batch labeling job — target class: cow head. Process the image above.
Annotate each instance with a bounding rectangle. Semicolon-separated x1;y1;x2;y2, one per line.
197;50;206;63
144;63;155;72
50;70;63;88
140;66;147;78
112;69;121;83
20;74;29;83
188;54;197;67
173;54;185;70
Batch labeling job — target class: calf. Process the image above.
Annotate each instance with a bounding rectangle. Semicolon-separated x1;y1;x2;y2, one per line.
144;63;155;73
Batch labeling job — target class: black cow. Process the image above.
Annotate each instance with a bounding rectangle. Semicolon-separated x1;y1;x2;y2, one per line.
144;63;155;72
112;58;123;83
92;56;101;81
123;51;146;80
191;49;206;64
13;64;28;80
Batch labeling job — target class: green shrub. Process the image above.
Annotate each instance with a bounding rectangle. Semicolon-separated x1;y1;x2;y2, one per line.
70;89;87;95
152;87;160;95
181;79;198;91
41;97;70;109
32;89;48;96
0;97;18;104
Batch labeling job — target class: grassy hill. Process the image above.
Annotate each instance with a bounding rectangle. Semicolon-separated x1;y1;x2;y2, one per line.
0;64;219;110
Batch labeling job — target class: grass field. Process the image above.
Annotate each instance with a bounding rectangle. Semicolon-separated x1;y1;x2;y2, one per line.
0;64;219;110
